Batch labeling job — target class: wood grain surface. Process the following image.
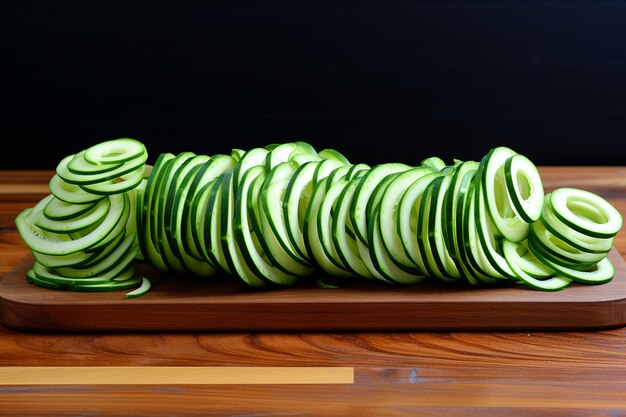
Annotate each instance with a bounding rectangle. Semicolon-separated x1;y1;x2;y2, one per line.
1;168;626;416
2;249;626;332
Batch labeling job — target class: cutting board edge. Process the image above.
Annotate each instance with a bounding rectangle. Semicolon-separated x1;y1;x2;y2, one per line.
2;249;626;332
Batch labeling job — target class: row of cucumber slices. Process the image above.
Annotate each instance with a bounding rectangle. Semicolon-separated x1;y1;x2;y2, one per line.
15;138;623;296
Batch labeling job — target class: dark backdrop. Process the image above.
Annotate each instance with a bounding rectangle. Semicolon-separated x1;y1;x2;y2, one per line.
3;1;626;169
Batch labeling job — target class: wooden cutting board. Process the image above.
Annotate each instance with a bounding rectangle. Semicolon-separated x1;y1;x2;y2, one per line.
1;250;625;332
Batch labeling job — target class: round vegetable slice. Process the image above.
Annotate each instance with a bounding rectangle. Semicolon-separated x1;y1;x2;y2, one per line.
504;153;544;223
549;187;623;239
502;239;571;291
478;146;529;242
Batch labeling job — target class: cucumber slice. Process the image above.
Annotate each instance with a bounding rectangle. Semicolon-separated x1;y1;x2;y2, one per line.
78;167;145;196
549;187;623;239
166;157;210;260
527;231;596;271
318;148;351;165
530;249;615;285
28;261;136;287
232;147;269;190
166;155;218;278
183;154;237;261
529;220;608;265
48;174;105;205
305;174;353;277
504;154;544;223
368;192;427;285
539;194;613;254
507;239;554;279
203;173;232;274
260;161;315;273
57;151;147;186
67;150;123;175
424;174;462;282
233;165;300;286
396;172;440;275
502;239;571;291
420;156;447;172
137;152;175;272
35;195;111;233
312;158;346;185
219;169;274;286
379;166;432;270
42;196;98;220
124;276;152;298
464;186;508;280
283;161;318;262
190;180;218;268
17;193;127;255
53;233;137;279
331;176;375;279
266;142;316;170
316;164;369;278
315;176;354;276
351;162;412;245
477;146;529;242
451;169;496;285
472;183;515;279
83;137;147;165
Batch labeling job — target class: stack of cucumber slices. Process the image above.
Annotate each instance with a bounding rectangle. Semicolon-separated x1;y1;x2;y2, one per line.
15;138;623;297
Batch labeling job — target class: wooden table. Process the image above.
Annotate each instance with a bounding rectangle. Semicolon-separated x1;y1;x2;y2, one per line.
1;167;626;416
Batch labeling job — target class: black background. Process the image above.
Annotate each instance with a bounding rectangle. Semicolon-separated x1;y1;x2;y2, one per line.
3;1;626;169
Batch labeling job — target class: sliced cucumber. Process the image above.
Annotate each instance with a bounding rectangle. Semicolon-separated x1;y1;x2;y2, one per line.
472;183;515;279
78;167;145;196
396;171;440;276
48;173;105;205
530;249;615;285
305;174;354;277
35;195;111;234
504;154;544;223
368;188;427;285
448;167;499;285
549;187;623;239
260;161;315;274
67;150;124;175
138;152;175;272
379;166;432;270
530;220;608;265
351;162;412;245
539;194;613;254
477;146;530;242
184;154;237;262
17;193;127;255
233;165;300;286
315;176;354;276
331;175;375;279
83;137;147;165
265;141;317;170
16;138;623;297
425;173;462;282
283;161;318;263
502;239;571;291
220;169;273;287
57;152;147;187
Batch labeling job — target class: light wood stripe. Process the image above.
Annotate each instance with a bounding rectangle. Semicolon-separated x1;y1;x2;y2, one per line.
0;366;354;385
